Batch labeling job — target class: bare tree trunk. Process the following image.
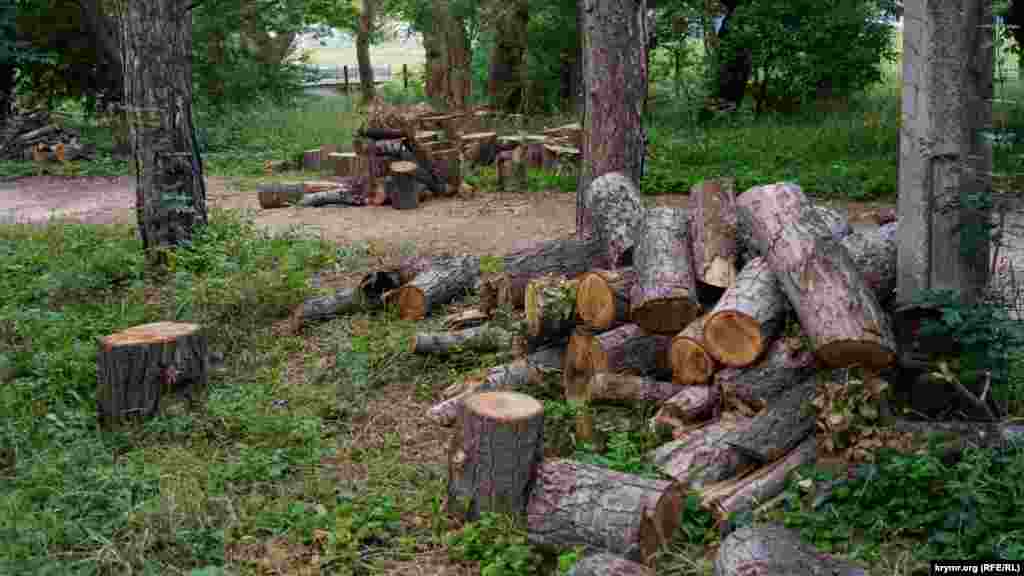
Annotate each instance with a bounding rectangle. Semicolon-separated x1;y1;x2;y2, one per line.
80;0;125;108
713;0;752;109
357;0;377;102
897;0;993;307
118;0;207;265
0;63;13;127
423;23;445;100
488;1;529;112
446;14;472;109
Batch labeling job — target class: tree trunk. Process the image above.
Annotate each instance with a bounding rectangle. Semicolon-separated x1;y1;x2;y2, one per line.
690;178;738;289
411;325;513;355
708;436;816;523
725;377;816;464
712;0;753;110
289;287;367;331
650;415;755;488
841;221;898;307
652;384;721;432
577;0;648;237
0;63;14;127
587;324;673;381
526;459;683;566
576;268;637;332
389;160;420;209
715;524;868;576
299;179;367;207
448;391;544;521
389;255;481;320
670;314;718;385
80;0;125;109
703;257;787;367
897;0;992;307
585;373;686;404
257;182;304;209
715;338;816;414
525;276;579;351
630;207;701;333
356;0;377;103
119;0;206;266
737;183;896;370
423;10;446;101
567;553;654;576
488;1;529;111
581;172;646;268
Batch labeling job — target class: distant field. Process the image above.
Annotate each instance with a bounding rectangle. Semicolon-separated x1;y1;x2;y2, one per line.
298;41;426;74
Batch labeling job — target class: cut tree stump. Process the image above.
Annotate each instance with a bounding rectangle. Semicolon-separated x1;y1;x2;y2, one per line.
432;148;461;195
582;172;645;268
390;160;420;210
332;152;362;177
736;183;896;370
703;257;787;368
565;553;654;576
671;314;718;386
97;322;208;427
411;325;513;355
689;178;738;289
303;149;321;171
716;338;816;414
447;391;544;521
389;255;481;320
257;182;304;209
526;459;683;566
707;436;816;523
429;346;564;426
525;276;579;351
575;268;637;332
585;373;686;404
714;524;869;576
630;207;701;334
650;415;755;488
841;221;898;307
299;178;367;207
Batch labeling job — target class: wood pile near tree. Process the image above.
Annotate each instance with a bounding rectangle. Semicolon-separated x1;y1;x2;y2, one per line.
1;109;95;161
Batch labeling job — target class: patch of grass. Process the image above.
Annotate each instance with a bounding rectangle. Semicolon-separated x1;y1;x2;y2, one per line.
445;512;543;576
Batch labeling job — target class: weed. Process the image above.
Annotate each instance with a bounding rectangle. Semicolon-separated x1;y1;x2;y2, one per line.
445;512;543;576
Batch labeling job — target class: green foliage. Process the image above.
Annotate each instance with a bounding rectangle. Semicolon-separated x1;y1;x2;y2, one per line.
556;547;584;575
574;428;663;479
446;512;543;576
336;494;403;563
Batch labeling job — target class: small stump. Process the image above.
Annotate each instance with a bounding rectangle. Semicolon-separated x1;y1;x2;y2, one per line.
390;160;420;210
97;322;208;427
448;391;545;522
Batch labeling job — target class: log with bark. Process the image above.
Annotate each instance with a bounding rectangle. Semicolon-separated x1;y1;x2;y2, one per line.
651;384;722;434
411;325;513;355
388;255;481;320
706;436;816;523
299;178;367;207
289;287;368;331
565;553;654;576
97;322;207;427
586;324;673;383
840;221;898;307
689;178;738;289
650;415;756;488
581;172;646;268
670;314;718;386
575;268;637;332
526;459;683;566
257;182;304;209
716;338;817;414
737;203;852;263
447;391;544;521
429;346;565;426
585;373;686;404
714;524;868;576
389;160;421;210
702;257;787;367
525;275;579;351
630;207;702;334
461;131;499;166
725;377;817;465
736;183;896;370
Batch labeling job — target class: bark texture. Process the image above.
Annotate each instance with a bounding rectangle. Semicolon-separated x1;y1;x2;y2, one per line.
488;1;530;111
841;221;898;308
726;378;816;465
411;325;513;355
651;416;755;488
630;207;701;333
710;436;816;522
392;255;481;320
586;373;685;404
588;324;673;380
487;236;610;311
690;178;738;288
652;384;721;434
716;338;816;413
714;524;869;576
299;179;366;207
581;172;646;268
703;257;787;367
566;553;654;576
356;0;377;102
257;183;304;209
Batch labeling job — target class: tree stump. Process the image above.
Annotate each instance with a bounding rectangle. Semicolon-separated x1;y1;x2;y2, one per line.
390;160;420;210
703;257;787;368
257;182;304;209
97;322;208;427
332;152;362;178
526;459;683;566
689;178;738;289
303;148;321;171
582;172;645;268
671;314;718;385
575;268;637;332
447;391;544;521
566;553;654;576
432;148;461;195
630;207;701;334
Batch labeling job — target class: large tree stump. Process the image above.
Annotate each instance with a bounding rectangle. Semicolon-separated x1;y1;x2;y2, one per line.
390;160;421;210
841;221;898;307
714;524;869;576
411;325;513;355
332;152;362;177
716;338;816;414
690;179;738;289
566;553;654;576
585;373;686;404
526;459;682;566
390;255;481;320
447;391;544;521
581;172;645;268
703;257;787;368
736;183;896;369
671;314;718;385
525;275;579;351
97;322;208;426
575;269;637;332
630;207;701;334
257;182;304;209
303;148;321;171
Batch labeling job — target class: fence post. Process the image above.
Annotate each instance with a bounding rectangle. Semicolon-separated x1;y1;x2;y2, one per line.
343;65;349;94
403;64;408;90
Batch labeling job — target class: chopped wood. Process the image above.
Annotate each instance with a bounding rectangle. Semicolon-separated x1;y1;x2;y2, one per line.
706;436;816;521
581;172;646;268
525;275;579;352
841;221;898;307
670;314;718;385
689;178;738;289
299;178;367;207
257;183;304;209
290;287;367;329
461;131;499;166
714;524;868;576
585;373;687;404
389;160;421;210
563;329;595;403
486;236;611;312
388;255;481;320
657;384;721;424
448;391;544;521
650;415;756;488
587;324;673;382
726;377;817;464
737;183;896;369
565;553;654;576
359;127;406;140
411;325;513;355
444;308;489;330
526;459;683;566
630;207;701;333
97;322;207;428
703;257;787;367
716;338;817;414
737;204;852;263
575;268;637;332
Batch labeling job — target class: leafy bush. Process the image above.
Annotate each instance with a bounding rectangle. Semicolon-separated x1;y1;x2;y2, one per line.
446;512;543;576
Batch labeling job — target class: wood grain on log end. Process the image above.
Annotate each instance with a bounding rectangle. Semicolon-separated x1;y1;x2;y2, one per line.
395;286;427;320
702;311;765;367
99;321;201;351
465;390;543;423
630;294;702;336
576;269;636;331
670;315;717;386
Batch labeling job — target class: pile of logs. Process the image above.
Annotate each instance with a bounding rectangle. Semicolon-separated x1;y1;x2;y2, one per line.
1;109;95;162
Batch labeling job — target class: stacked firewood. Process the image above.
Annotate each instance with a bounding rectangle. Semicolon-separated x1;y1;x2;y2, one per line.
1;109;95;162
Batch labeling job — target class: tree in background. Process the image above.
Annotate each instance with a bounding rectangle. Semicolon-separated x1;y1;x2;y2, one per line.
487;0;529;112
356;0;378;102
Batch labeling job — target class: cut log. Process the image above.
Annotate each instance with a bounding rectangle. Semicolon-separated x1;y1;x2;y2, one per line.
444;308;489;330
389;255;481;320
461;131;499;166
97;322;207;427
331;152;362;178
575;268;637;332
411;325;513;355
630;207;701;334
654;384;721;427
726;377;817;464
566;553;654;576
303;149;321;171
257;182;304;209
714;524;869;576
586;373;686;404
736;183;896;370
429;346;565;426
689;178;738;289
716;338;816;414
432;148;461;195
367;178;389;206
670;314;718;386
737;204;852;263
563;329;595;403
702;257;787;367
650;415;756;488
390;160;421;210
840;221;898;307
582;172;645;268
707;436;816;522
447;391;544;521
526;459;683;566
587;324;673;382
289;287;367;330
299;179;367;207
490;236;611;311
525;275;579;352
